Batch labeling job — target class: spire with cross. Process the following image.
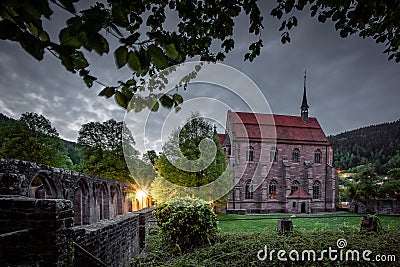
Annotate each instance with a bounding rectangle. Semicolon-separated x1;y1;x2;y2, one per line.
301;69;309;122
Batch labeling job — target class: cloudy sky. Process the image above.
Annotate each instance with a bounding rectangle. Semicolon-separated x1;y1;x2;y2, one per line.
0;2;399;142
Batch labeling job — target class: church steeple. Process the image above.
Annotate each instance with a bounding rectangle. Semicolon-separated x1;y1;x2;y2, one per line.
301;69;309;122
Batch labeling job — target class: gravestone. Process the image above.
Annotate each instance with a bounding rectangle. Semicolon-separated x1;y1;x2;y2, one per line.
277;219;293;233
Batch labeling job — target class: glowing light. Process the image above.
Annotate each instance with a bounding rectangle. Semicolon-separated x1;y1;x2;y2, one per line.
136;189;147;199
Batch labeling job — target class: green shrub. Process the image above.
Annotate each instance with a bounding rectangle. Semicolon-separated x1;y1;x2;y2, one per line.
153;197;218;252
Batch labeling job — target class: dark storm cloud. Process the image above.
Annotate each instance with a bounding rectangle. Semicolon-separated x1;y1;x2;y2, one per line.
0;40;126;141
0;2;399;142
223;6;400;135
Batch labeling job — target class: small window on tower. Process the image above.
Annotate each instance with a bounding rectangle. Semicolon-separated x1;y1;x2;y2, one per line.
291;180;299;194
314;149;322;163
247;146;254;161
292;148;300;163
270;147;278;163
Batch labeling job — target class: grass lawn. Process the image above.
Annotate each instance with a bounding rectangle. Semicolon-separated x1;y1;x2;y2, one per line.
216;212;400;233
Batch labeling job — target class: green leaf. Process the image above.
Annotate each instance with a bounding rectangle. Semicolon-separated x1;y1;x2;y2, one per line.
115;91;128;109
20;34;44;60
98;87;116;98
112;4;129;27
173;94;183;104
163;43;179;60
148;44;169;69
159;95;173;108
66;17;82;33
59;28;81;48
121;87;133;101
87;33;109;55
0;20;19;40
128;51;141;72
26;22;39;37
114;46;128;68
39;31;50;42
71;51;89;69
151;101;159;112
83;74;97;88
126;79;136;86
60;54;74;71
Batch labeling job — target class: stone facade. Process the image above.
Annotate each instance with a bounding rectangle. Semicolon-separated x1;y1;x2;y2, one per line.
0;158;155;266
0;196;74;266
0;158;152;224
349;199;400;215
221;111;338;214
0;195;155;266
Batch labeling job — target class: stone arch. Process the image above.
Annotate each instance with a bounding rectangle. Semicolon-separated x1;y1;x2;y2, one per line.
99;182;110;220
110;185;123;217
74;179;90;225
312;181;321;200
268;180;277;200
291;180;300;194
29;172;57;199
244;180;253;199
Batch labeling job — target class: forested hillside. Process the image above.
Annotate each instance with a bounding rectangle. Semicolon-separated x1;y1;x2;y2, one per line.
328;120;400;173
0;112;130;182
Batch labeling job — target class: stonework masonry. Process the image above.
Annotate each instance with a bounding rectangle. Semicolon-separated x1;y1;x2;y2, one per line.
221;111;339;214
0;158;135;224
349;199;400;214
0;158;155;266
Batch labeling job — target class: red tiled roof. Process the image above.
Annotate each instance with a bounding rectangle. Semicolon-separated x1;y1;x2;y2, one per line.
288;188;311;199
217;133;227;145
229;111;330;145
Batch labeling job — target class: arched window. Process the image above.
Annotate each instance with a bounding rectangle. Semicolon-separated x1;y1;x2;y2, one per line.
268;180;277;200
291;180;299;194
29;174;57;199
313;181;321;199
99;183;109;220
74;180;90;225
270;147;278;162
292;148;300;163
245;180;253;199
314;149;322;163
246;146;254;161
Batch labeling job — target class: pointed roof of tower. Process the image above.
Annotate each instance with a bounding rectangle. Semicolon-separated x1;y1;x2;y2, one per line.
301;69;309;109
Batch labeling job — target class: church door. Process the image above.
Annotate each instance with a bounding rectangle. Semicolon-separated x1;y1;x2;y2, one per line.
301;202;306;213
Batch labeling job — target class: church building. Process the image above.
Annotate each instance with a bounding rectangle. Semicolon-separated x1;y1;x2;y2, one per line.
219;73;338;213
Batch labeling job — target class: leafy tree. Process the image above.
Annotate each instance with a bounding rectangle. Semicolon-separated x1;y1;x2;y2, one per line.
1;1;399;110
64;140;83;165
77;119;131;181
354;164;378;200
151;114;230;202
378;180;400;200
20;112;59;137
0;114;73;169
388;168;400;180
